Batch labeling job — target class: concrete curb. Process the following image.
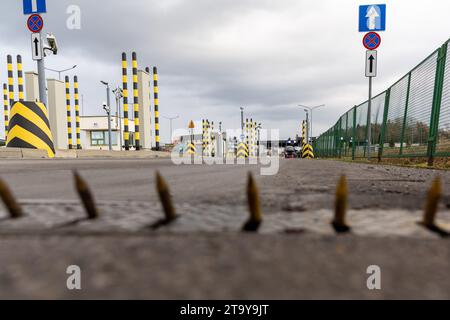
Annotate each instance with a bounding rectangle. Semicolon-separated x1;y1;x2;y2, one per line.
1;148;171;160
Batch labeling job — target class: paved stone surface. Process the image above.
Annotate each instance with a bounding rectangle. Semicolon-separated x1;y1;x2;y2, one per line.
0;158;449;299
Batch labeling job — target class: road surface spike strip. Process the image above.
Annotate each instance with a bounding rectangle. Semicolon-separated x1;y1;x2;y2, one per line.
332;175;351;233
73;171;99;220
420;177;449;237
243;173;263;232
153;171;177;228
122;52;130;150
0;178;23;219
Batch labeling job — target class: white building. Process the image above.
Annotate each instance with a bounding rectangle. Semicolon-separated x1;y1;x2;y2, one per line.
80;116;137;151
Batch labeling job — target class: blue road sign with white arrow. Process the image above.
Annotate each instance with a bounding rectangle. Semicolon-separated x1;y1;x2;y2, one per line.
359;4;386;32
23;0;47;15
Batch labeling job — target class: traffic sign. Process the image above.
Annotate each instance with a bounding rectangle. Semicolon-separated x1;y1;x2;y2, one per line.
365;51;377;77
363;32;381;50
359;4;386;32
23;0;47;15
31;33;43;61
27;14;44;33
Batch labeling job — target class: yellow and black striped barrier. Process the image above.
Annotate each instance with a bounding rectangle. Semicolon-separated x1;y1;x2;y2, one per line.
132;52;140;151
74;76;81;149
186;142;196;155
153;67;160;151
65;76;73;149
3;84;8;137
122;53;130;150
302;144;315;159
237;142;249;159
6;101;55;158
16;55;24;102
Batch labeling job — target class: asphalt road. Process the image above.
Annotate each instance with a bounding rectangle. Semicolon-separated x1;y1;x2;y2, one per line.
0;158;449;299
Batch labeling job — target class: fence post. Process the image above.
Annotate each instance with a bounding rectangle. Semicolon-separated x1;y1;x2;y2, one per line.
352;106;357;161
399;73;412;156
378;89;391;161
427;42;448;166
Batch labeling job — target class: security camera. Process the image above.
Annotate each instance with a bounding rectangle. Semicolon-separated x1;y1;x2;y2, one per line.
45;33;58;55
103;102;110;113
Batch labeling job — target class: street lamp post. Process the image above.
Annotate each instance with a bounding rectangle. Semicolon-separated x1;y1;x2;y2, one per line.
298;104;325;144
101;81;112;151
112;87;124;151
240;107;244;140
256;123;262;157
163;115;179;143
45;65;77;81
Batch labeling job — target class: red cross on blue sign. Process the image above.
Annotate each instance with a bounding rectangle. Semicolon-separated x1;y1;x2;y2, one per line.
363;32;381;50
27;14;44;33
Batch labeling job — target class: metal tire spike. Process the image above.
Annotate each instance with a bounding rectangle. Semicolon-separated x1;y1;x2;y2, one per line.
243;173;263;232
152;171;178;229
332;175;351;233
0;178;24;219
420;177;449;237
73;171;99;220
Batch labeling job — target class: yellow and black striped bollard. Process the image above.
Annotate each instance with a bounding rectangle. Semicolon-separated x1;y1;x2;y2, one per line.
202;119;206;157
16;55;24;102
153;67;160;150
74;76;81;149
65;76;73;149
7;55;14;108
3;84;8;137
132;52;140;151
122;53;130;150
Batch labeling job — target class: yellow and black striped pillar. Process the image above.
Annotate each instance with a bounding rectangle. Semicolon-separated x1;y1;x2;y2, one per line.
202;119;206;157
74;76;81;149
132;52;140;151
302;121;306;147
250;119;255;157
206;120;210;157
16;55;24;102
65;76;73;149
3;83;8;137
122;53;130;150
153;67;160;150
245;119;249;155
7;55;14;108
6;101;55;158
211;121;215;157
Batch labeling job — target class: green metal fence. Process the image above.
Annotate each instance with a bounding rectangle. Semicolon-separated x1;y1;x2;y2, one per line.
314;39;450;164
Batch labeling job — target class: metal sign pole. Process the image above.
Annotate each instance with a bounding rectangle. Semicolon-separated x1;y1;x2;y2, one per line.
367;76;372;161
37;33;47;106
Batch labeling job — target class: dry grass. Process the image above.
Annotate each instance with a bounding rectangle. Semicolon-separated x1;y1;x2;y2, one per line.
326;157;450;171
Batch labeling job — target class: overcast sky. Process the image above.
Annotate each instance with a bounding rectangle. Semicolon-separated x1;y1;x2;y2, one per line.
1;0;449;142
